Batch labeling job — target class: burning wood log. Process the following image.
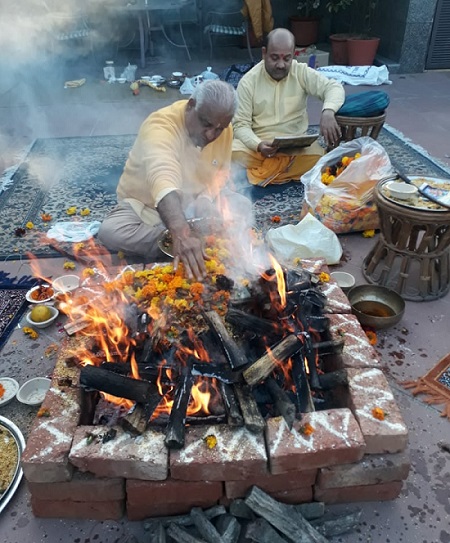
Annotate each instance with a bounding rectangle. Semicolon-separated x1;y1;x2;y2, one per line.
265;378;296;429
318;369;348;390
243;335;303;387
233;383;265;433
64;317;91;336
121;396;163;436
190;507;223;543
192;362;237;384
79;388;99;425
203;310;249;370
225;308;284;337
245;486;329;543
79;364;159;404
312;338;345;356
292;354;315;414
164;364;194;449
219;382;244;427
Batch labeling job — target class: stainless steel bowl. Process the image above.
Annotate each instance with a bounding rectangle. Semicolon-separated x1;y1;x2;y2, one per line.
347;284;405;330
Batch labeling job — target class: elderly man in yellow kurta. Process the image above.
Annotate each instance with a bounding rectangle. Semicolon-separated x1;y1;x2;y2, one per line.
98;81;251;280
232;28;345;187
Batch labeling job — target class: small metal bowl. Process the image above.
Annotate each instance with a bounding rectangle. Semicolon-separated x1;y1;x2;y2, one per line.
347;284;405;330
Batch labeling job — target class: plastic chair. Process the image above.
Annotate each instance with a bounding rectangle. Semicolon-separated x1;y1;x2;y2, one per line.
204;8;254;62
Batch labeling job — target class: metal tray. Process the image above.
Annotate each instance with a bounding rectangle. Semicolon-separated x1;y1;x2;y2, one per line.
379;175;450;212
0;415;25;514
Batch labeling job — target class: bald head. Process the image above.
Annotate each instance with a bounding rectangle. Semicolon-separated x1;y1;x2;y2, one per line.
263;28;296;81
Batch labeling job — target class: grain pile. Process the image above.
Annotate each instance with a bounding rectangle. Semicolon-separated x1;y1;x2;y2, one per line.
0;424;19;495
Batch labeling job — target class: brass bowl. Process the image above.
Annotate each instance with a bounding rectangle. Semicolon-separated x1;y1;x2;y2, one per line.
347;284;405;330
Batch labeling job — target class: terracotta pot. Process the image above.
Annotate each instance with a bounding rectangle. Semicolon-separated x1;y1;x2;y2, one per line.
347;37;380;66
329;33;350;65
289;16;320;47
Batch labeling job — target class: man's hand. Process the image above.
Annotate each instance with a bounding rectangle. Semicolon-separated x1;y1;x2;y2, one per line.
257;140;279;158
320;109;342;148
157;191;207;280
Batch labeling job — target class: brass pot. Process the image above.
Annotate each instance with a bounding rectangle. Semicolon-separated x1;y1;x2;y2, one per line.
347;284;405;330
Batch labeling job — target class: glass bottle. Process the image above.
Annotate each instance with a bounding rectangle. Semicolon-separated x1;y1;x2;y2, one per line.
103;60;115;81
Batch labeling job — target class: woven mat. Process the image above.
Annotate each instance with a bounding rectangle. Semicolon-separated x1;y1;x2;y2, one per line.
402;354;450;419
0;273;37;349
1;128;450;261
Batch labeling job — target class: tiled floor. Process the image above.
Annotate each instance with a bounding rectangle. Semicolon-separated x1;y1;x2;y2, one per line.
1;42;450;542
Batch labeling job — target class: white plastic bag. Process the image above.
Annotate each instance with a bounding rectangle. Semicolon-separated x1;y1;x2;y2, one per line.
180;77;195;95
266;213;342;265
46;221;101;242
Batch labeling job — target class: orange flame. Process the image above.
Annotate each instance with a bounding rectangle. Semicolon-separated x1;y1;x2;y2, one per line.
269;254;286;308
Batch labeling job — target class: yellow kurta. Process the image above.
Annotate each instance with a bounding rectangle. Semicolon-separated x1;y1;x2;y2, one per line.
117;100;232;226
232;60;345;185
241;0;274;41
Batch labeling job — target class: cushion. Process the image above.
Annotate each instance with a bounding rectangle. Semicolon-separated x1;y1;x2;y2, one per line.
220;63;256;88
337;91;390;118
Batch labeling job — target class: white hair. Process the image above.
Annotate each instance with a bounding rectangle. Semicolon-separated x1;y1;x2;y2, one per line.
191;80;238;115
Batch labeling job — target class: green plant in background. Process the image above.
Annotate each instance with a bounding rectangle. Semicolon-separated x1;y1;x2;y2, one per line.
326;0;379;36
296;0;321;17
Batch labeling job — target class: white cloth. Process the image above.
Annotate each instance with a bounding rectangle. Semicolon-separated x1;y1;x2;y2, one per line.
46;221;101;242
317;65;392;86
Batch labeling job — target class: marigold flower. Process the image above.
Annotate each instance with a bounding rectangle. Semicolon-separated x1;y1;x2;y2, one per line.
293;257;302;266
205;434;217;449
271;215;281;223
66;206;77;215
0;383;5;399
300;422;315;436
318;272;330;283
37;407;50;417
82;268;95;278
41;213;52;222
26;221;34;229
117;251;125;259
80;208;91;216
74;243;85;251
63;261;76;270
23;326;39;339
362;229;376;238
372;407;386;421
365;330;377;345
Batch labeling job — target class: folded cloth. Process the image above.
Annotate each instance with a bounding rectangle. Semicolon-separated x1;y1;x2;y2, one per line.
337;90;390;117
317;65;392;86
46;221;101;242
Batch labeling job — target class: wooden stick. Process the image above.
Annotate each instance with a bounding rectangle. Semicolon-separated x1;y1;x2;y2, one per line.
318;369;348;390
243;335;303;387
203;310;249;370
64;318;90;336
292;354;315;414
79;364;158;403
233;384;265;433
164;365;194;449
219;382;244;427
265;378;296;429
226;308;284;336
245;486;329;543
190;507;223;543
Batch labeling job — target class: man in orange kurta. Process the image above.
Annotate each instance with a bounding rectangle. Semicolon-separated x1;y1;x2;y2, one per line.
241;0;274;42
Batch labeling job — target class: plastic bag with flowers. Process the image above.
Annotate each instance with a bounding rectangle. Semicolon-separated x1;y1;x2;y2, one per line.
301;137;394;233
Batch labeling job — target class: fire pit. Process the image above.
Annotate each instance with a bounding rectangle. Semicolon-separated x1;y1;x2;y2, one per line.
21;254;410;521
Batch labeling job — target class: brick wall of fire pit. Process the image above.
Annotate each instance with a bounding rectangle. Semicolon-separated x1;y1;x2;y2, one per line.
21;263;410;521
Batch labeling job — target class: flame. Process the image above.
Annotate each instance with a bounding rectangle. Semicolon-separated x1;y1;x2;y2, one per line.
100;392;134;410
187;379;212;416
269;254;286;308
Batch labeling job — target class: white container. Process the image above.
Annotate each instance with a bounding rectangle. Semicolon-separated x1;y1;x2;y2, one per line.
17;378;51;406
26;306;59;329
0;378;19;407
103;60;115;81
52;274;80;293
386;181;418;200
330;271;356;292
26;284;55;304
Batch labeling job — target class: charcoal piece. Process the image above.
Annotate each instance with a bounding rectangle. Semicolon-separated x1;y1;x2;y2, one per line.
145;521;167;543
215;274;234;291
266;377;296;429
311;509;362;537
166;523;204;543
215;514;241;543
164;364;194;449
245;486;329;543
233;383;265;433
292;354;315;414
318;369;348;390
144;506;227;529
246;518;289;543
225;308;284;337
190;507;223;543
219;382;244;427
229;499;255;520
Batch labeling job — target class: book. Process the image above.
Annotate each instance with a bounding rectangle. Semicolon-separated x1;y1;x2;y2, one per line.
272;134;319;150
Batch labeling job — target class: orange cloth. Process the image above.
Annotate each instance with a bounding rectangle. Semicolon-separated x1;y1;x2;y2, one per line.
241;0;274;41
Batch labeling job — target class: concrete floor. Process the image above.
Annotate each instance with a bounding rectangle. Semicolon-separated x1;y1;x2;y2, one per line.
1;40;450;543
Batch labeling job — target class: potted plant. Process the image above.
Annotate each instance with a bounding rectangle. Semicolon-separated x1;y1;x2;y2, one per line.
326;0;380;65
289;1;322;47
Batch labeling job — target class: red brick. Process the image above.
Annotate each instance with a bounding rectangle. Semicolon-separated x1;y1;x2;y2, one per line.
69;425;168;480
327;314;381;369
346;368;409;454
266;410;366;475
126;479;223;506
314;481;404;504
170;425;268;481
300;258;328;274
225;469;317;499
271;486;313;504
127;499;218;521
30;496;124;520
22;387;80;483
316;451;410;489
27;470;125;501
320;280;352;314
